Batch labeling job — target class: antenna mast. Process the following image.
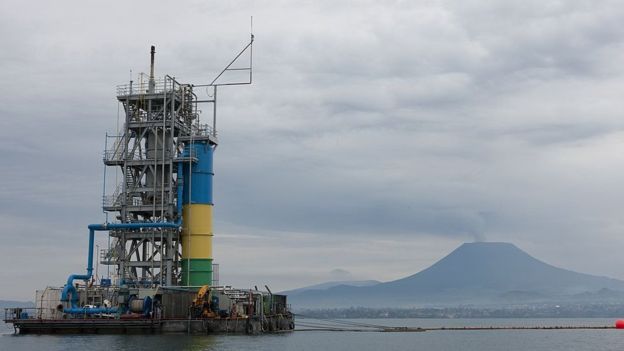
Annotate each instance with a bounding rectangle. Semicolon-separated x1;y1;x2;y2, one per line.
193;23;255;137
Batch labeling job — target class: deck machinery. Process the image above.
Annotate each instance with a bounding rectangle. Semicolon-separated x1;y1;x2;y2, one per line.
4;41;294;334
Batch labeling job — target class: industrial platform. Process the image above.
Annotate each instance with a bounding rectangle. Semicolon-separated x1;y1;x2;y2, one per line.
5;37;295;335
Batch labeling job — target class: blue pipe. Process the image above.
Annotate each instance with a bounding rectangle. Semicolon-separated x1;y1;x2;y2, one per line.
64;307;119;315
61;222;180;312
177;160;184;218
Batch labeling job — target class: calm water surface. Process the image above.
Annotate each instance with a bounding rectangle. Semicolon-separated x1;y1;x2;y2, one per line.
2;318;623;351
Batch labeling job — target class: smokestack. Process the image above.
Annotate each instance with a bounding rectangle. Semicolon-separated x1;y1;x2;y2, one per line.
148;45;156;93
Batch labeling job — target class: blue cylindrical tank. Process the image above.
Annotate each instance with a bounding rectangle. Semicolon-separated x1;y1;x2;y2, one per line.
182;141;214;205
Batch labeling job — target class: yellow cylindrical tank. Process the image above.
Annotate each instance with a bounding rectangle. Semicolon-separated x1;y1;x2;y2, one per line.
181;204;213;285
182;204;213;258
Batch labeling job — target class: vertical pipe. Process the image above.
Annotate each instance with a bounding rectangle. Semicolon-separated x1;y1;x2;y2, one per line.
95;244;99;283
102;133;108;222
149;45;156;93
212;86;217;136
186;140;192;286
87;229;95;277
150;46;155;78
177;161;183;216
249;32;253;84
166;80;177;287
107;231;110;279
161;77;168;286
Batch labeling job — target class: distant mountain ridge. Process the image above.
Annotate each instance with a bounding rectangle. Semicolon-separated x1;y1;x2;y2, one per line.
289;242;624;308
279;280;380;295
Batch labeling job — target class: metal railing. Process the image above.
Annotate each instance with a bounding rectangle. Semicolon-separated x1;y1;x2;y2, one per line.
4;308;40;321
100;247;118;264
116;78;178;96
103;148;144;162
212;263;219;287
191;123;216;138
104;148;174;163
130;196;143;206
103;183;123;207
103;134;127;162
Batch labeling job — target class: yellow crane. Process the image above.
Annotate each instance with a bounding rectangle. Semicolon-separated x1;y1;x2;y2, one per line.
192;285;216;318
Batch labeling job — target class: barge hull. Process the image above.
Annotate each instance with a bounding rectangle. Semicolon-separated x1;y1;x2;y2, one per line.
6;315;294;335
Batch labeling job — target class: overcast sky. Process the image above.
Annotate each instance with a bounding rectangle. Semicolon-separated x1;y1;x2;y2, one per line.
1;0;624;300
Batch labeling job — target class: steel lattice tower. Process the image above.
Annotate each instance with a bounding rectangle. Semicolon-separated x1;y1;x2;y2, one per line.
100;39;252;288
102;46;212;286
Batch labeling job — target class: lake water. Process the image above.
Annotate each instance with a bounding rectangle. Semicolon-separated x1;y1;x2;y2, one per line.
2;318;623;351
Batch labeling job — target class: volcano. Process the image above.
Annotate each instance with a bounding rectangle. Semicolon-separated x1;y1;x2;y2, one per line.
289;242;624;308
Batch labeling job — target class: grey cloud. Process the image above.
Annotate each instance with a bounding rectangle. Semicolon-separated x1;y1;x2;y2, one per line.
1;0;624;298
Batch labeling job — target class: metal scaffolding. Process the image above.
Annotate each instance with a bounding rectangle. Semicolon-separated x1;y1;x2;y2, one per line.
100;36;253;288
